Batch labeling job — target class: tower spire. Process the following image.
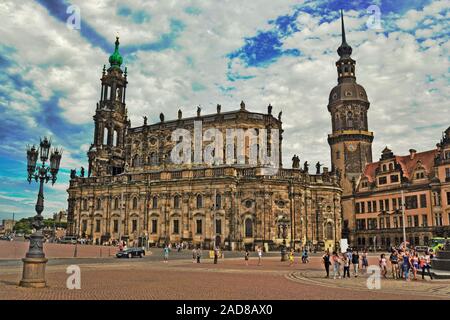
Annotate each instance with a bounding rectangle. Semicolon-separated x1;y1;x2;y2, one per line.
337;10;352;58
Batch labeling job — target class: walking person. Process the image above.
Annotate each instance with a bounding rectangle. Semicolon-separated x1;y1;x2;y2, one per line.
332;251;341;279
257;246;262;266
322;250;331;278
301;249;309;263
403;250;411;281
192;247;197;263
163;245;170;263
351;250;360;277
196;247;202;263
289;248;295;266
343;253;350;278
244;249;250;266
213;247;219;264
361;249;369;273
421;250;433;280
379;253;388;278
412;252;420;280
398;250;405;279
389;250;399;279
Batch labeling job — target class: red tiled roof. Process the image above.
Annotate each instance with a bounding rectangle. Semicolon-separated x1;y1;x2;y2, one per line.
362;149;438;182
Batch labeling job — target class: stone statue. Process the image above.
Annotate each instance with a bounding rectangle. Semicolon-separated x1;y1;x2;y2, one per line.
268;104;272;115
303;161;309;173
116;88;120;101
240;101;245;110
70;169;76;179
178;109;182;120
160;113;164;122
217;104;221;114
197;106;201;117
292;154;300;169
80;166;85;178
278;111;282;121
143;116;147;125
316;161;321;174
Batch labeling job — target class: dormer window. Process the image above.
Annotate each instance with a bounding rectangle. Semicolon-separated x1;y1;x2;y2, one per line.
415;171;425;179
361;181;368;188
445;150;450;159
378;176;387;185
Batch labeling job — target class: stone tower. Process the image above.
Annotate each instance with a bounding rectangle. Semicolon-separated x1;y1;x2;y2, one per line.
328;11;373;196
88;37;128;177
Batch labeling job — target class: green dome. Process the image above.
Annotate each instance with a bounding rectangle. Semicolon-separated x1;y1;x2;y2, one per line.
109;37;123;69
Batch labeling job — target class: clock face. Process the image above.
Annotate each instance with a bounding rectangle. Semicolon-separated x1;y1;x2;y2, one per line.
347;143;356;152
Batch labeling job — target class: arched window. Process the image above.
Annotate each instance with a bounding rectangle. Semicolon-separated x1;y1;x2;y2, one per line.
347;111;353;128
389;163;394;171
152;196;158;209
103;127;109;145
113;130;118;146
382;164;387;171
174;195;180;209
132;197;138;210
96;198;102;210
215;194;222;209
245;218;253;238
326;222;333;240
196;194;203;208
150;152;158;165
132;155;141;167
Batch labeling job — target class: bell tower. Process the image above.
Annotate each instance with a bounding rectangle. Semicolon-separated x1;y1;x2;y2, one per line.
328;11;373;196
88;37;128;177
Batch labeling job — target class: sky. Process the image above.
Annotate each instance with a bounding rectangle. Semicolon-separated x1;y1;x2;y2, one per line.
0;0;449;221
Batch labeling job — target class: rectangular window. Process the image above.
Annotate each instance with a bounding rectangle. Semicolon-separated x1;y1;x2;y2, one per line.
422;215;428;227
196;219;202;234
378;176;387;185
82;220;87;232
390;174;399;183
95;219;101;233
445;167;450;178
368;201;372;213
151;219;157;234
373;201;377;212
113;220;119;233
215;219;222;234
173;220;179;234
435;214;443;226
385;217;391;229
393;217;398;228
132;220;137;232
379;218;385;229
392;198;397;210
379;200;384;211
405;195;418;209
447;192;450;205
407;216;412;228
413;215;419;227
385;199;390;211
420;194;427;208
356;219;366;231
355;203;361;214
361;202;365;213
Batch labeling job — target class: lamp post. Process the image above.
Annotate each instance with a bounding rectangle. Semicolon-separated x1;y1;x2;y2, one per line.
277;215;290;261
20;137;62;288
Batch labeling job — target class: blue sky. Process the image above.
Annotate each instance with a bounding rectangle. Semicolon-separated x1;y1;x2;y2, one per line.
0;0;449;221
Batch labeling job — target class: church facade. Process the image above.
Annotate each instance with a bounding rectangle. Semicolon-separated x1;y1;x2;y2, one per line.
66;37;342;251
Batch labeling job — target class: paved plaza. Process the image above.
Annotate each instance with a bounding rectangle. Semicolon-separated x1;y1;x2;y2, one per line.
1;246;449;300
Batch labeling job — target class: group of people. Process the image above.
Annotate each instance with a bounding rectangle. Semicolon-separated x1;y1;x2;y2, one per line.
385;248;434;281
322;249;369;279
322;247;434;281
244;246;263;266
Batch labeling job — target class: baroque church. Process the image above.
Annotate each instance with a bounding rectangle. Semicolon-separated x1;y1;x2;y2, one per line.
66;13;372;251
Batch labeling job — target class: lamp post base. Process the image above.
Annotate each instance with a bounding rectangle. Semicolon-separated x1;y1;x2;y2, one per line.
19;257;48;288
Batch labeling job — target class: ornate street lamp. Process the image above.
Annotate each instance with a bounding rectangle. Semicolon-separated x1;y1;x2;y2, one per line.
277;215;290;261
20;137;62;288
